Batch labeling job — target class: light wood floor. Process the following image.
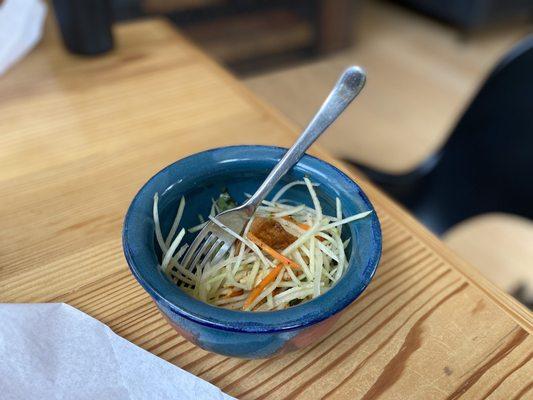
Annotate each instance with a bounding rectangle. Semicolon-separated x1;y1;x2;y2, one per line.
244;0;530;173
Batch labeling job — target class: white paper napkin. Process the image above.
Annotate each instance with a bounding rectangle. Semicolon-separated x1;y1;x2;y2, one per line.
0;0;47;76
0;303;235;400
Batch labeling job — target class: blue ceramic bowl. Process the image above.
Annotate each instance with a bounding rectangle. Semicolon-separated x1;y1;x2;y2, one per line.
123;145;381;358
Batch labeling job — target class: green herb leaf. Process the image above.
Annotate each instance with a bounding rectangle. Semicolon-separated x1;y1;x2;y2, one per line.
215;188;237;212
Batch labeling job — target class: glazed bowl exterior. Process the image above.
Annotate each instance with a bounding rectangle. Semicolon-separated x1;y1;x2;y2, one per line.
123;145;381;358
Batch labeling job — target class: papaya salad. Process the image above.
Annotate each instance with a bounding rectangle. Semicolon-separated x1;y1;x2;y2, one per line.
153;178;372;311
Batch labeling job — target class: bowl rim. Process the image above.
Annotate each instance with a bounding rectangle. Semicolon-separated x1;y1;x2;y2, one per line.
123;145;382;333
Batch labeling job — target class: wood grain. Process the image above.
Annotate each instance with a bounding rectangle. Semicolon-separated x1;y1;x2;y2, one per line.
1;18;532;399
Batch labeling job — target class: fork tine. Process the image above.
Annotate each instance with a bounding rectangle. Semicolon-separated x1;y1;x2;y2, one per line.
188;234;216;271
182;230;211;270
199;238;223;269
211;241;231;266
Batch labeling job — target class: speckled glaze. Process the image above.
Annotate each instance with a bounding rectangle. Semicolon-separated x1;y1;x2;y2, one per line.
122;146;381;358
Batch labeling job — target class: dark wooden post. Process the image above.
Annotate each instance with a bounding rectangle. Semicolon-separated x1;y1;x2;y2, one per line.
315;0;356;54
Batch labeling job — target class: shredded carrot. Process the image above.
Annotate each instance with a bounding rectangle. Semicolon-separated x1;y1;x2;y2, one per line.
243;263;283;309
247;232;299;269
252;298;266;311
224;289;244;298
282;216;325;241
282;215;311;230
243;233;300;309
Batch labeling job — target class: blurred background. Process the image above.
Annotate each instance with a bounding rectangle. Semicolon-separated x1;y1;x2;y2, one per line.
3;0;533;307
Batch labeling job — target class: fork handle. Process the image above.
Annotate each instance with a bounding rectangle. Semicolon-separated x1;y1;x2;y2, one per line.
245;66;366;213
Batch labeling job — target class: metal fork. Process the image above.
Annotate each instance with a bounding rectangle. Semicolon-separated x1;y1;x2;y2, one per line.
180;66;366;271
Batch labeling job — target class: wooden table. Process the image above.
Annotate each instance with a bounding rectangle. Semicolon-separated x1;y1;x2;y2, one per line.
1;19;531;399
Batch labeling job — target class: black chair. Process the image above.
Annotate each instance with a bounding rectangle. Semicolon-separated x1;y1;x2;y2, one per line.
349;35;533;235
